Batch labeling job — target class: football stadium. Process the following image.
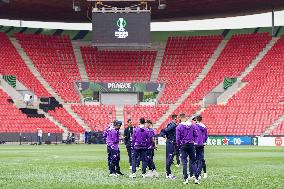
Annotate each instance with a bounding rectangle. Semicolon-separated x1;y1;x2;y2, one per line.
0;0;283;188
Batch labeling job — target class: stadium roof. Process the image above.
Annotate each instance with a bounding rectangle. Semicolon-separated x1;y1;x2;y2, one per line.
0;0;284;22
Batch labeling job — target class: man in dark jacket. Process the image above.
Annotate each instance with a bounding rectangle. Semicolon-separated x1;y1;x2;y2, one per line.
162;114;178;180
124;119;134;170
196;115;208;179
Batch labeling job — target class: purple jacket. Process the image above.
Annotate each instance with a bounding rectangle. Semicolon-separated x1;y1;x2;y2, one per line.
194;125;204;145
197;122;208;144
176;122;198;147
132;125;149;149
103;124;114;139
147;128;155;149
106;127;120;150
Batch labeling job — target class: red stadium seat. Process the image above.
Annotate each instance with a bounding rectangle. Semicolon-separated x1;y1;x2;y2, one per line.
0;89;63;133
157;35;223;104
48;107;84;133
201;33;283;136
80;47;156;82
123;105;169;126
0;33;50;97
71;104;116;132
15;33;81;102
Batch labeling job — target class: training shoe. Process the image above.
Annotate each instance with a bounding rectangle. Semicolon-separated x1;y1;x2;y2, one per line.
129;166;132;170
198;175;201;180
129;173;136;178
166;174;177;180
188;176;194;182
109;173;117;177
204;173;208;179
153;170;160;178
175;164;181;168
143;171;154;178
183;178;189;185
194;178;200;185
116;172;124;176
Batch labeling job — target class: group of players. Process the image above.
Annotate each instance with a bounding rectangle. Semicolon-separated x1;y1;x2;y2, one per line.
103;113;208;185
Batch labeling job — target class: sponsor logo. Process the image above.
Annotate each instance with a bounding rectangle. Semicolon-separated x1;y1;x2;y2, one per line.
115;18;128;39
275;137;283;147
108;83;131;89
252;137;258;146
223;137;229;145
206;136;252;145
233;138;242;145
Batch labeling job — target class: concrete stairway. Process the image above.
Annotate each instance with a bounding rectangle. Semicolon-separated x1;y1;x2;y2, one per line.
261;115;284;136
63;104;91;131
195;37;279;110
150;42;166;82
0;77;23;106
193;37;280;120
10;38;91;132
116;106;124;122
154;39;229;128
238;37;279;81
10;38;64;104
72;41;89;81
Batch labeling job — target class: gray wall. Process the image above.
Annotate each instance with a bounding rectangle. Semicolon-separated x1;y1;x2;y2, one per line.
101;93;138;105
0;133;62;143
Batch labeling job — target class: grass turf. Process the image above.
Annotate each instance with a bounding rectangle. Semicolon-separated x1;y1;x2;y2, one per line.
0;145;283;189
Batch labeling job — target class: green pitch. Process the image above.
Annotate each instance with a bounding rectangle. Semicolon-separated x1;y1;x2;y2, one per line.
0;145;283;189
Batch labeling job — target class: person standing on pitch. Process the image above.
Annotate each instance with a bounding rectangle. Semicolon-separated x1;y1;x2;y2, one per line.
196;115;208;179
144;120;159;178
103;120;117;173
129;118;149;178
176;114;199;185
37;128;43;145
124;119;135;170
173;143;181;167
162;114;178;180
106;121;124;177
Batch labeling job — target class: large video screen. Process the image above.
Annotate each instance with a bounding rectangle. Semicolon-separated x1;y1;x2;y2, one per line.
92;12;150;46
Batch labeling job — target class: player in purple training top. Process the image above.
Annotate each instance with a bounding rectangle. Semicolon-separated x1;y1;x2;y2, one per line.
103;120;117;174
105;120;123;177
176;113;199;185
196;115;208;179
144;120;159;178
129;117;149;178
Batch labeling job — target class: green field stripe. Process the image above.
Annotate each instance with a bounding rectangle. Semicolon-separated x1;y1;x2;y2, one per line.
41;29;56;35
2;26;13;33
258;27;279;35
225;28;256;39
61;30;79;40
276;26;284;37
81;31;93;41
151;30;224;42
23;28;39;34
6;27;23;37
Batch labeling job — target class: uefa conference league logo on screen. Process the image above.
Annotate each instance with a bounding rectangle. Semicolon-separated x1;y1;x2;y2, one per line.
115;18;129;39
